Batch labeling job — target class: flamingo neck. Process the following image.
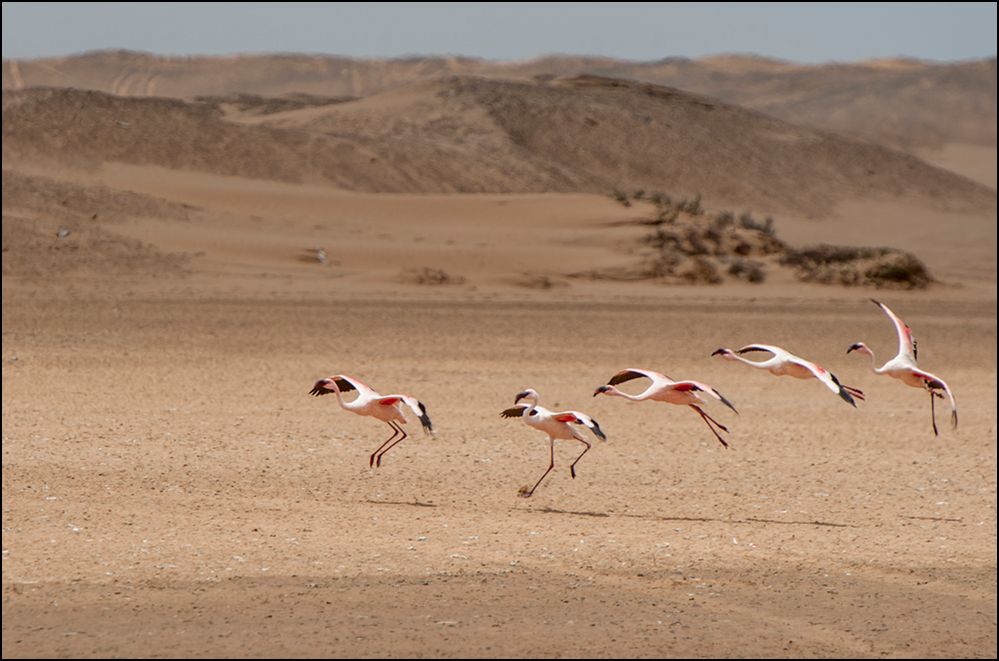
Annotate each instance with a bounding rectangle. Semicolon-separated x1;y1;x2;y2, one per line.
603;385;645;401
850;347;886;374
863;349;886;373
730;354;768;369
868;350;884;373
327;381;358;410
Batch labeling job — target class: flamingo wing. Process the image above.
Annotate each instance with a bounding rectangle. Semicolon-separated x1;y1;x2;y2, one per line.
309;375;366;397
790;357;858;406
554;410;608;441
379;394;434;434
310;374;377;397
607;368;674;387
309;378;337;396
670;380;739;414
334;374;377;395
735;344;783;358
402;396;434;435
501;405;529;419
872;299;917;362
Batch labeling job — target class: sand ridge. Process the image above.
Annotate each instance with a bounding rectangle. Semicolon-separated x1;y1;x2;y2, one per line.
4;50;995;152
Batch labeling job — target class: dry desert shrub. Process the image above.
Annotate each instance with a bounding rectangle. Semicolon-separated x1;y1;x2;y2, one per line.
514;273;570;289
727;258;767;283
580;192;932;289
679;255;723;284
401;267;466;286
611;189;631;207
780;245;932;289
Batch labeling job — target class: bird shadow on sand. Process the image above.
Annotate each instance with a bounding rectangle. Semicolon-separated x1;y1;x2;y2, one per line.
363;498;437;509
521;506;859;528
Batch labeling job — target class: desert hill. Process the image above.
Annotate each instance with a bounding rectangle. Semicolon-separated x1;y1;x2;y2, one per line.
4;50;995;152
4;77;994;218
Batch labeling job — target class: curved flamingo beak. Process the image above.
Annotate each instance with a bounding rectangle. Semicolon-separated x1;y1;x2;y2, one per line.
593;385;610;397
514;390;530;404
711;348;728;357
847;343;863;354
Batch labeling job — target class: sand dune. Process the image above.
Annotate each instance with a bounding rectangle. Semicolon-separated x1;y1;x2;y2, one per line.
918;143;998;190
4;79;995;219
4;50;994;152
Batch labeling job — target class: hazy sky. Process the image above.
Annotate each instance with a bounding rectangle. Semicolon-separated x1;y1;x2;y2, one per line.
2;2;996;63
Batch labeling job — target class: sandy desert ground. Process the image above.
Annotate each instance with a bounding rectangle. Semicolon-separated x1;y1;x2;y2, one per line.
2;54;997;657
3;169;996;658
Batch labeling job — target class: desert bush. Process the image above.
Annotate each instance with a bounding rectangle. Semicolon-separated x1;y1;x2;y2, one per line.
780;244;879;267
727;258;766;283
678;194;703;216
402;267;466;285
602;195;931;290
781;245;931;289
680;256;722;284
684;227;710;255
643;226;677;250
864;252;932;289
649;192;672;208
655;207;680;225
611;189;631;207
515;273;570;289
713;211;735;230
738;211;775;236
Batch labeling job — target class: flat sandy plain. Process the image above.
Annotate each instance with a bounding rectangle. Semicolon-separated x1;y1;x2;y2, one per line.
2;163;997;657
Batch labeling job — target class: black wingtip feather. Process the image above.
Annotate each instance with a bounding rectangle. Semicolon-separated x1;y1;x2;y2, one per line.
500;406;526;419
713;389;739;415
838;387;857;407
417;400;433;433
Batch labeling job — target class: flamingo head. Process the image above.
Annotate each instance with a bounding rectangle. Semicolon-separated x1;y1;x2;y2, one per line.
711;348;735;360
514;389;540;405
593;385;612;397
847;342;872;356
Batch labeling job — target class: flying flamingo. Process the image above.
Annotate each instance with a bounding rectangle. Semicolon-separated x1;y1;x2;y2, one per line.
593;369;738;448
501;389;607;498
712;345;864;406
309;374;433;467
847;299;957;435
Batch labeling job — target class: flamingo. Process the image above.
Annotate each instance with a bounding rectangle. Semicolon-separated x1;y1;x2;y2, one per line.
847;299;957;435
712;345;864;406
593;369;738;448
500;389;607;498
309;374;433;467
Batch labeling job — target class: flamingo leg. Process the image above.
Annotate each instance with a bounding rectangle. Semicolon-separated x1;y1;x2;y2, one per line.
520;438;555;498
375;421;408;467
370;422;400;467
569;438;592;479
843;385;865;401
930;390;939;437
690;405;729;448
